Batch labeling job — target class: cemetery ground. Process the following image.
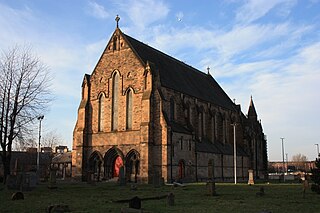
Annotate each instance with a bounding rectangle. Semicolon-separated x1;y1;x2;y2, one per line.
0;181;319;213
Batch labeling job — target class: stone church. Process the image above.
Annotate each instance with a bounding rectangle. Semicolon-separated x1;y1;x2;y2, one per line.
72;17;268;183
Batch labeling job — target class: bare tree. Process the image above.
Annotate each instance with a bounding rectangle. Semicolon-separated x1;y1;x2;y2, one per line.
292;153;308;172
15;137;37;151
42;130;62;149
0;45;52;183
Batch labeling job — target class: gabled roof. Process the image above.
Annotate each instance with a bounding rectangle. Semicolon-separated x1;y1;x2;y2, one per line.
122;32;236;111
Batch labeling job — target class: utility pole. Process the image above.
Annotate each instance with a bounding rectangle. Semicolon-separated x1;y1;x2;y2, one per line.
231;123;237;184
286;153;288;174
37;115;44;175
280;137;285;182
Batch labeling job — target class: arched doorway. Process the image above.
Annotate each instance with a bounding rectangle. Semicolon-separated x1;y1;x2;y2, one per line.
104;147;124;179
178;160;185;180
125;150;140;182
89;151;103;181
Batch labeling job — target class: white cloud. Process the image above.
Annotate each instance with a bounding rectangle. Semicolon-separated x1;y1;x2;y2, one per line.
87;1;109;19
235;0;297;24
217;42;320;160
118;0;169;30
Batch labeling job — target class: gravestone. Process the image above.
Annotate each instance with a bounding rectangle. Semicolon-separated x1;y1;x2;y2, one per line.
87;171;94;184
47;204;71;213
119;166;126;186
256;186;265;197
130;184;137;191
129;196;141;209
153;170;160;188
160;177;165;186
48;169;57;189
21;172;37;191
7;175;18;190
11;191;24;200
167;192;175;206
248;169;254;185
207;159;216;196
303;179;309;198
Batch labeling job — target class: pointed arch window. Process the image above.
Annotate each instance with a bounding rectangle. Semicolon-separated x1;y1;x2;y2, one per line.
112;72;119;131
188;105;192;125
126;89;133;130
170;98;175;122
98;94;105;132
198;111;204;139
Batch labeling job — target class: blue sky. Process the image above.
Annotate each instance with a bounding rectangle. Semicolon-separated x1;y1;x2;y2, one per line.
0;0;319;161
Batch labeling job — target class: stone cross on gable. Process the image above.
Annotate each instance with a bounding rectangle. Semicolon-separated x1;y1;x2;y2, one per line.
115;15;120;28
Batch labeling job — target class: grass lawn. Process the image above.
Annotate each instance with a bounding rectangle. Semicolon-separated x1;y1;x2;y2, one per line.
0;181;319;213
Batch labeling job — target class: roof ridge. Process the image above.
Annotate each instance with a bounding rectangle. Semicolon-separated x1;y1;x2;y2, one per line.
123;33;207;75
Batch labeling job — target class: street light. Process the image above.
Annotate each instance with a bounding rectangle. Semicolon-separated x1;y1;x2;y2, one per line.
280;137;285;182
315;144;319;158
286;153;288;175
231;123;237;184
37;115;44;173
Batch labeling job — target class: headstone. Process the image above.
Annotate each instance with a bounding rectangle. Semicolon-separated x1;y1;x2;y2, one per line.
16;172;37;191
28;172;37;189
6;175;18;190
11;191;24;200
207;159;216;196
153;171;160;188
87;171;94;184
303;179;309;198
47;204;71;213
129;196;141;209
206;181;216;196
248;169;254;185
167;192;174;206
160;177;165;186
48;169;57;189
119;166;126;186
256;186;265;197
130;184;137;191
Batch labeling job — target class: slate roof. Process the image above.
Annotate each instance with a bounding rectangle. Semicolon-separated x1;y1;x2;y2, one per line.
123;33;236;111
52;152;72;164
196;138;249;156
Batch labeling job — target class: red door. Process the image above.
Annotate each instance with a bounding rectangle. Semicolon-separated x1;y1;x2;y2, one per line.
113;156;123;177
179;161;185;179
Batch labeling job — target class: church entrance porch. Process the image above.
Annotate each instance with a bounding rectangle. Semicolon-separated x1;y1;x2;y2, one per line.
104;147;124;180
88;151;103;181
125;149;140;183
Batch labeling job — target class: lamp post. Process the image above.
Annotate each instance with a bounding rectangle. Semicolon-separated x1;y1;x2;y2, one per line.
37;115;44;173
280;137;285;182
315;144;319;158
285;153;288;175
231;123;237;184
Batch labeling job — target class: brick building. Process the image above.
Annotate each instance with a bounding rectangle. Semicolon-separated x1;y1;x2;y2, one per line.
72;18;267;183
